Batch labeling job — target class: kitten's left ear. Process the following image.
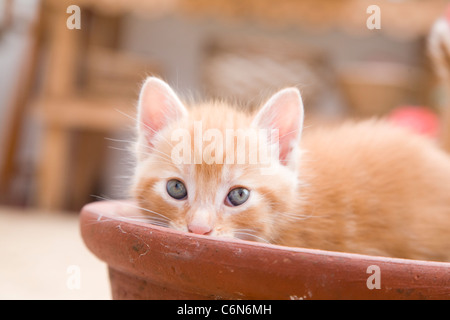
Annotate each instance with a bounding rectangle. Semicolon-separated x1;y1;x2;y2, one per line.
137;77;188;146
252;87;304;166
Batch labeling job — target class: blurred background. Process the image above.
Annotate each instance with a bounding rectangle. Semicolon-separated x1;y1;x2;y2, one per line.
1;0;450;299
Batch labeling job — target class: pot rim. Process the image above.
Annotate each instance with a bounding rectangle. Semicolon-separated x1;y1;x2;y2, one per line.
80;200;450;299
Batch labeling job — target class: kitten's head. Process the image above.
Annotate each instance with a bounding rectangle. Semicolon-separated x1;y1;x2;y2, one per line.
131;77;304;243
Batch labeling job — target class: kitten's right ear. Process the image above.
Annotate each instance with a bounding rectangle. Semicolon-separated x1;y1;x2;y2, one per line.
137;77;187;145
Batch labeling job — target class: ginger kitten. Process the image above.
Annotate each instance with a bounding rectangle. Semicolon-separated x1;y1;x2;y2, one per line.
131;77;450;262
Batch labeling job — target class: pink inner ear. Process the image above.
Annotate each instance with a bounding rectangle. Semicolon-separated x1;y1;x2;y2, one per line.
254;88;304;163
140;102;168;144
277;114;301;162
138;78;187;145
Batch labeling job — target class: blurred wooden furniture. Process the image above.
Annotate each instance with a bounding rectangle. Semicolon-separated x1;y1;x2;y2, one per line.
0;0;41;205
40;0;448;40
336;62;423;117
180;0;448;40
33;1;161;210
201;36;333;117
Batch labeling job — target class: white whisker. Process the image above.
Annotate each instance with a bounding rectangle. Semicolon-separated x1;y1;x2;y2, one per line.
233;231;271;243
90;195;171;222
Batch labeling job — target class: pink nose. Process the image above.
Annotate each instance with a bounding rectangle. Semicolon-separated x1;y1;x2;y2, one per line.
188;223;212;235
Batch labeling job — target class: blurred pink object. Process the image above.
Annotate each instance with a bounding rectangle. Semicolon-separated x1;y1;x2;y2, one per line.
388;106;439;138
445;4;450;23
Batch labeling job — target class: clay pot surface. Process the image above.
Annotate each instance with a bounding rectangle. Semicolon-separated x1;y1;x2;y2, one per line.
80;200;450;300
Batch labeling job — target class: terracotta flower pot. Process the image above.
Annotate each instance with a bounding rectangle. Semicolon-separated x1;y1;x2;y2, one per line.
80;201;450;300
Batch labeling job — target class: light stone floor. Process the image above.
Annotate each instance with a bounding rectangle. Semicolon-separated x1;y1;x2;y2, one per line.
0;206;110;300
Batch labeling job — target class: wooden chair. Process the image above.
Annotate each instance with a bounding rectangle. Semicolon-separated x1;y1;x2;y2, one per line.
0;0;161;211
34;1;163;211
0;0;42;205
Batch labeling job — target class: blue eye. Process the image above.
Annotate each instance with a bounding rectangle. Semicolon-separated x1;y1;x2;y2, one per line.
166;179;187;200
226;187;250;207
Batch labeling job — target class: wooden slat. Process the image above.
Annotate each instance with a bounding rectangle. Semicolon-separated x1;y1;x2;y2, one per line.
34;96;135;131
